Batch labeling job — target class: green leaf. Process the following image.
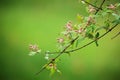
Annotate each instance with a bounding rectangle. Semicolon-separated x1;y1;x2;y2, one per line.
112;18;120;24
57;69;62;74
116;3;120;7
50;68;55;76
75;38;85;47
105;23;110;30
86;24;96;33
95;32;100;38
86;33;94;39
112;13;120;20
95;25;109;32
75;39;79;47
95;41;99;47
69;32;73;39
106;10;113;13
96;21;110;31
94;32;99;47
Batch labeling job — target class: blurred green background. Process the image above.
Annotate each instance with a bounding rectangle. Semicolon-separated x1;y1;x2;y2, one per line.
0;0;120;80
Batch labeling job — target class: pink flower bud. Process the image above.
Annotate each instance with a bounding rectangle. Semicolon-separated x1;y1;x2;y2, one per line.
57;38;64;43
86;16;95;26
107;4;116;10
29;44;40;52
88;5;96;13
66;21;73;30
75;27;84;34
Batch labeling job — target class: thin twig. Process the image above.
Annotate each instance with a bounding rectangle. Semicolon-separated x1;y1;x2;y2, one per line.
43;0;106;55
82;0;102;10
65;23;119;53
95;0;106;14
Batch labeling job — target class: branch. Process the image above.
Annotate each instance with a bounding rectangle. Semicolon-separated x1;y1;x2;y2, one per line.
36;23;119;75
65;23;119;53
35;36;79;75
44;0;106;55
95;0;106;14
35;0;118;75
81;0;102;10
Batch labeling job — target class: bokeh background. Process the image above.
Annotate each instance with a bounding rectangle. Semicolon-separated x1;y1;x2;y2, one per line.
0;0;120;80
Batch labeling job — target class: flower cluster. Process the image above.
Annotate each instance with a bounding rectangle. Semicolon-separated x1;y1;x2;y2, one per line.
29;44;41;56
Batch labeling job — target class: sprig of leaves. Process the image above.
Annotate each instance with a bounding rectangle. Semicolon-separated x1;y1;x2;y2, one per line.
28;0;120;76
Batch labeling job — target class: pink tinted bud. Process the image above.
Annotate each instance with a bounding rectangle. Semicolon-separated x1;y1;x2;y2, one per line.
75;27;84;34
66;21;73;30
57;38;64;43
86;16;95;26
29;44;39;52
88;5;96;13
107;4;116;10
49;63;53;68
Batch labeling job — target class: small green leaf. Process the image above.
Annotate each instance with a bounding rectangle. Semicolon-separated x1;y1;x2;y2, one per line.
57;69;62;74
94;32;99;47
75;38;85;47
50;68;55;76
116;3;120;7
86;24;96;33
95;32;100;38
112;13;120;19
75;39;79;47
112;18;120;24
91;25;96;33
95;25;109;32
95;41;99;47
69;32;73;39
86;33;94;39
96;21;110;31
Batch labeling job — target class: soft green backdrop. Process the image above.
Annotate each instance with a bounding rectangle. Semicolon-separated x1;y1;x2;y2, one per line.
0;0;120;80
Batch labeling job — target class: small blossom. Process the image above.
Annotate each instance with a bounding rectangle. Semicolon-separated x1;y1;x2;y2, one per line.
28;51;37;56
29;44;41;56
107;4;116;10
29;44;38;51
57;38;64;43
66;21;73;31
49;63;57;69
75;27;84;34
45;53;49;60
88;5;96;13
49;63;53;68
86;16;95;26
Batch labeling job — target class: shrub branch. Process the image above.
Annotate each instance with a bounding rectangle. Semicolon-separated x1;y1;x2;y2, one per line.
35;0;119;75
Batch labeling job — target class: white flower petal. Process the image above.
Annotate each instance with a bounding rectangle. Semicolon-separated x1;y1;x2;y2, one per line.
28;51;37;56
